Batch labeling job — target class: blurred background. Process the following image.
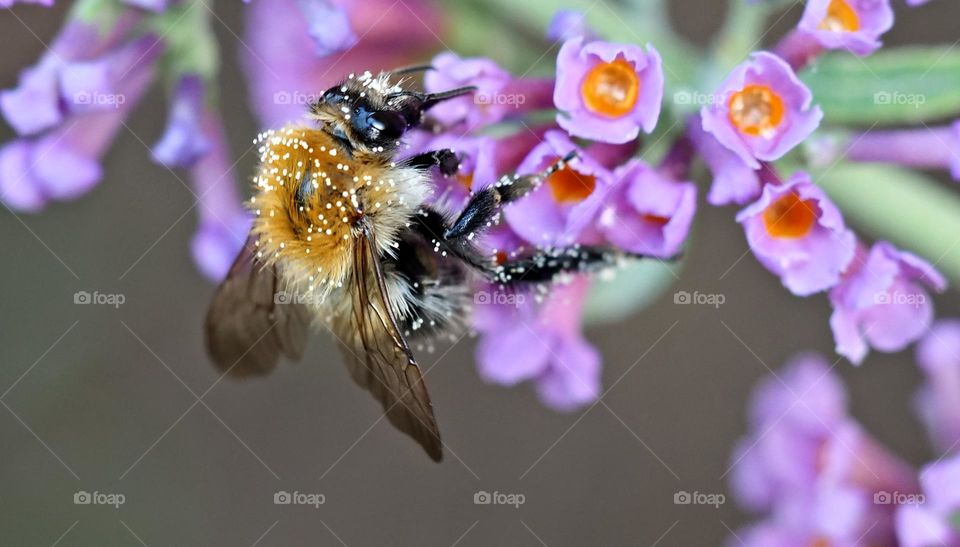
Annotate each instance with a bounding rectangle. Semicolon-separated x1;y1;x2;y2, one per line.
2;0;959;545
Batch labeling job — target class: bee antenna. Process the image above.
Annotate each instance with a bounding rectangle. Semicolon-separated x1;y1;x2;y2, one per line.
389;64;435;77
421;86;477;109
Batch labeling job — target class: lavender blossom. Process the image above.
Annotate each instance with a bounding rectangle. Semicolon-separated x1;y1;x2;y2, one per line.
895;455;960;547
736;172;856;296
189;112;251;281
914;320;960;454
0;35;161;212
596;159;696;258
474;277;600;411
796;0;894;56
502;130;612;247
151;75;212;168
829;242;947;364
701;52;823;168
553;37;664;144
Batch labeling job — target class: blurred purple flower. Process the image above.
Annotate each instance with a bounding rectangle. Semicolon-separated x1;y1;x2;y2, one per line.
0;35;161;212
152;75;212;168
122;0;169;12
1;17;140;135
701;52;823;169
895;454;960;547
554;37;664;144
797;0;894;56
730;353;917;546
1;0;53;6
503;130;612;247
424;52;552;129
829;242;947;364
687;119;762;206
835;121;960;181
736;172;856;296
475;276;600;411
596;159;696;258
546;9;595;43
189;111;251;281
296;0;358;56
242;0;441;128
914;320;960;454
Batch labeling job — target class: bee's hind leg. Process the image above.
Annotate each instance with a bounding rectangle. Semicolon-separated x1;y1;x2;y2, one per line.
443;152;577;241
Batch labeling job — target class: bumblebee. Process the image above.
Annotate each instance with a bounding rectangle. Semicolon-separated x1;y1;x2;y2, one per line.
205;66;631;461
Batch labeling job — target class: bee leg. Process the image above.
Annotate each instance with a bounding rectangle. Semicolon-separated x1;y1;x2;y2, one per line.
399;149;460;176
443;151;577;240
491;246;646;285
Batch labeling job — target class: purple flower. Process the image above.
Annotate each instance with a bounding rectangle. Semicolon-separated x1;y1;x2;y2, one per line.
474;276;600;411
189;111;251;281
546;9;594;42
152;75;212;168
503;130;612;247
0;16;140;135
419;134;499;211
687;119;762;206
242;0;440;128
424;52;554;129
797;0;894;56
554;37;664;144
736;172;856;296
730;486;892;547
596;159;696;258
701;52;823;169
730;353;918;545
914;320;960;453
0;0;54;6
296;0;358;56
0;35;161;212
122;0;168;12
829;242;947;364
831;122;960;181
895;454;960;547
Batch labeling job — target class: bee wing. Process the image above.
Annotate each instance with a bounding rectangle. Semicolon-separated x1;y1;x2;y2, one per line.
205;234;311;377
334;224;443;462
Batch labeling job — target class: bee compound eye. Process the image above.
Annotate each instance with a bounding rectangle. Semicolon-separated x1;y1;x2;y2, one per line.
368;111;407;142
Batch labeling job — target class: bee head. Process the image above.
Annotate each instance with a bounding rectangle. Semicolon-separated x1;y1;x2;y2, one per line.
310;70;476;154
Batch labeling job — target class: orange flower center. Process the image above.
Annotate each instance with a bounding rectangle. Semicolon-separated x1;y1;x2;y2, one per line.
728;84;786;137
495;250;508;265
818;0;860;32
809;538;831;547
642;214;671;226
581;59;640;118
457;172;474;191
548;164;596;204
763;192;818;238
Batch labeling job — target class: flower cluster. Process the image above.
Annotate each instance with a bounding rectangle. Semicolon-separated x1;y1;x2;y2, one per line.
2;0;954;413
729;332;960;546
